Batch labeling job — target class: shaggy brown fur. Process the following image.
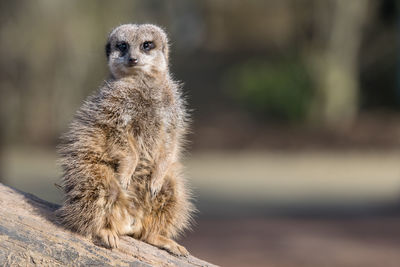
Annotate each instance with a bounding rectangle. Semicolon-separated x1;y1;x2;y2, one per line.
57;24;194;256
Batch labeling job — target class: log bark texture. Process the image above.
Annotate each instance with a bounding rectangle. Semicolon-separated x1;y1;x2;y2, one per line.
0;183;216;267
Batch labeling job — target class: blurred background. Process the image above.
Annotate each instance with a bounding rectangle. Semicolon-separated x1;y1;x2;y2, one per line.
1;0;400;266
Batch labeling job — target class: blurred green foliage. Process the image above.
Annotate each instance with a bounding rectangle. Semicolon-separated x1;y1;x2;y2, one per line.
224;59;313;121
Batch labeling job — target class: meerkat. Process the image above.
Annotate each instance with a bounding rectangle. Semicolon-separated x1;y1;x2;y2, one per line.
57;24;194;256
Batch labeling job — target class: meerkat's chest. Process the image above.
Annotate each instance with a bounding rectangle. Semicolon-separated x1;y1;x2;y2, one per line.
130;96;178;138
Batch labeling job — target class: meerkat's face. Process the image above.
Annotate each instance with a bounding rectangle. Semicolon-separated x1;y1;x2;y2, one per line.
106;24;169;78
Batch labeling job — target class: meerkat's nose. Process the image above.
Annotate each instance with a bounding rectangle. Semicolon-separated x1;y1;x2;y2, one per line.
128;57;138;66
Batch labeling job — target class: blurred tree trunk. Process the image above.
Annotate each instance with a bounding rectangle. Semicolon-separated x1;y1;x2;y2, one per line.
308;0;369;127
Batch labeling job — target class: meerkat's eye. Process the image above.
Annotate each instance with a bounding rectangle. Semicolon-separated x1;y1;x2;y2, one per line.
142;41;155;51
116;41;129;53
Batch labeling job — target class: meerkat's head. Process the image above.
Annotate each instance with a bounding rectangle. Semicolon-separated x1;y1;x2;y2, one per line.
105;24;169;78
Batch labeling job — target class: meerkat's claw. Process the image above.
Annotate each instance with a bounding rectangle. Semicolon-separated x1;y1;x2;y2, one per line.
99;229;119;249
150;179;163;198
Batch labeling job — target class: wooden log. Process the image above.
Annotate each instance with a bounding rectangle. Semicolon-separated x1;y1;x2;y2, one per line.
0;183;216;267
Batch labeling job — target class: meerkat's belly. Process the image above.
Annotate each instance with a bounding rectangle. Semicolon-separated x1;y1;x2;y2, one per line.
124;158;176;236
123;104;179;234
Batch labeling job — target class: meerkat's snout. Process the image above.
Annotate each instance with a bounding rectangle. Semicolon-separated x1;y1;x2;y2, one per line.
127;57;138;67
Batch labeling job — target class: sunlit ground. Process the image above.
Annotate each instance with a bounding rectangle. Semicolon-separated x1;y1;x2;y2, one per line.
2;147;400;266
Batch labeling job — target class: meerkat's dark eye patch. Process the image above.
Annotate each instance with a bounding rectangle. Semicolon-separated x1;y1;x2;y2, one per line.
116;41;129;54
142;41;155;51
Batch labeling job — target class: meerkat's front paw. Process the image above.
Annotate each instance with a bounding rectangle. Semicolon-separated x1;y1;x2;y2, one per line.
150;178;163;198
98;228;120;249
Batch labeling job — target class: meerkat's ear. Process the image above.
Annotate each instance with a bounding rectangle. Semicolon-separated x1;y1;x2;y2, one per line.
105;41;111;60
162;41;169;63
161;29;169;63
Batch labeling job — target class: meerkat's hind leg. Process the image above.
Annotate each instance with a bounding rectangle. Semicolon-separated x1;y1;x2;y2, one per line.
94;178;135;249
145;234;189;256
